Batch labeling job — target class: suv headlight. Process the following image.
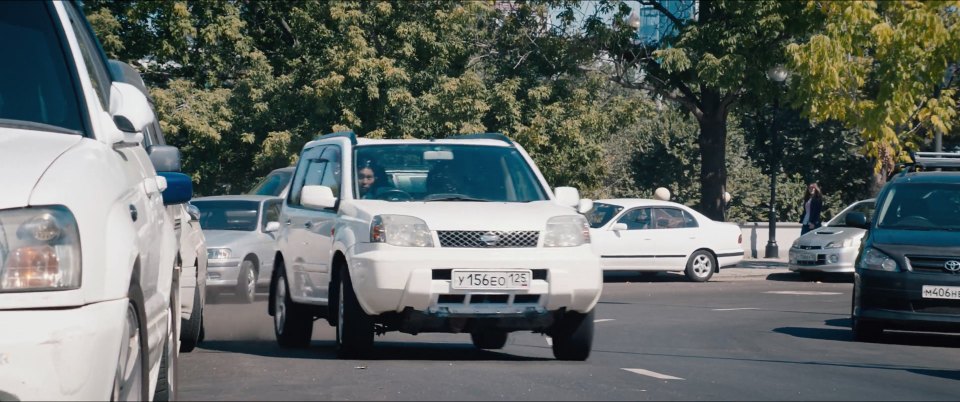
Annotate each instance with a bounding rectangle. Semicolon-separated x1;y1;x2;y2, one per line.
825;239;854;249
370;215;434;247
0;206;81;292
543;215;590;247
207;248;232;260
857;247;899;272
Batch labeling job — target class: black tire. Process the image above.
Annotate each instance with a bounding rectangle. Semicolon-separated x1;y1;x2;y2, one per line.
237;259;257;304
206;288;220;304
273;266;313;348
471;330;509;350
180;267;203;352
551;310;594;361
336;265;374;358
155;280;179;401
851;287;883;342
685;250;715;282
798;271;824;282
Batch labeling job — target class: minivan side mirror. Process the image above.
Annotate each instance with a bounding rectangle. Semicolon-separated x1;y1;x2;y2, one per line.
845;212;869;230
301;185;337;210
159;172;193;205
148;145;181;172
554;186;580;209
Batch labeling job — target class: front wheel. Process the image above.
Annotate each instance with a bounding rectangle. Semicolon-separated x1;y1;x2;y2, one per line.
550;310;594;361
272;267;313;348
111;302;147;401
685;250;715;282
237;260;257;304
336;265;374;358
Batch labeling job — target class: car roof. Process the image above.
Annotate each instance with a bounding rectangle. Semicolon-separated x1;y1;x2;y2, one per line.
193;195;280;202
593;198;688;209
269;166;295;173
305;136;515;149
890;171;960;184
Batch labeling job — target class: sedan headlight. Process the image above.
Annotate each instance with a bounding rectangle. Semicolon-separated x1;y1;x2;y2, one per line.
207;248;232;260
0;206;81;292
791;238;800;248
825;239;855;249
370;215;434;247
543;215;590;247
857;247;899;272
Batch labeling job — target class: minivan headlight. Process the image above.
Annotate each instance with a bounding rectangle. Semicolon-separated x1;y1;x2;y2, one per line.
0;206;81;292
370;215;434;247
543;215;590;247
857;247;899;272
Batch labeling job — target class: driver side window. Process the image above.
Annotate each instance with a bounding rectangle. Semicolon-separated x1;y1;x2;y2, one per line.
617;208;652;230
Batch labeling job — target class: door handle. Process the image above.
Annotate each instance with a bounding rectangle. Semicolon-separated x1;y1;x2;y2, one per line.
304;221;313;229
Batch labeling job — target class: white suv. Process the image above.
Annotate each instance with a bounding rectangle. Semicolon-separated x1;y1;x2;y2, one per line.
0;1;185;400
268;132;602;360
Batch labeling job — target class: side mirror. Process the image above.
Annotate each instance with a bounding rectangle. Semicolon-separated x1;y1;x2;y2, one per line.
845;212;869;230
159;172;193;205
187;204;201;221
577;198;594;214
264;221;280;233
148;145;181;172
554;186;580;209
611;223;628;231
301;185;337;210
109;82;154;135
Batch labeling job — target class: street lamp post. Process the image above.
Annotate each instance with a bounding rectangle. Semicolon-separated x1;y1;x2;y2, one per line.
765;65;789;259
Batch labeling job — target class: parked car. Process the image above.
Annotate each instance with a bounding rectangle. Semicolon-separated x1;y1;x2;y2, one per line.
788;198;875;277
248;166;294;198
586;199;744;282
268;132;601;360
0;1;187;399
849;152;960;342
193;195;281;303
108;59;208;352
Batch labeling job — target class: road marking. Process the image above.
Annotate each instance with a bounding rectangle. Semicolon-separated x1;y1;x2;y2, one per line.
764;291;842;295
622;368;684;380
545;336;552;346
594;318;616;323
712;307;760;311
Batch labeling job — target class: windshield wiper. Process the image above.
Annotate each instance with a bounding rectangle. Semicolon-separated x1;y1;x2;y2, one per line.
0;118;82;136
423;195;491;202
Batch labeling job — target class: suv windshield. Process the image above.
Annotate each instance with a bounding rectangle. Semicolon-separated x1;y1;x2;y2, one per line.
583;203;624;228
0;1;85;135
193;200;260;231
876;183;960;231
249;168;293;196
353;144;547;202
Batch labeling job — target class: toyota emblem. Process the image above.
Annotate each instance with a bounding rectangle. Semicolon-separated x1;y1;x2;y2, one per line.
479;232;500;246
945;260;960;273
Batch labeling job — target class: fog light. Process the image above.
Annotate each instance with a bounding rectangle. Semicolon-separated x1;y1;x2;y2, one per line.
829;254;839;264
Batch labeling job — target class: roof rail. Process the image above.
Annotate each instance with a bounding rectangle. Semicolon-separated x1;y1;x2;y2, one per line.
445;132;514;145
908;151;960;170
315;131;357;145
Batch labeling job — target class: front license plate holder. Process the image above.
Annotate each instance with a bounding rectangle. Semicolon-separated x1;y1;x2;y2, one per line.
451;270;531;290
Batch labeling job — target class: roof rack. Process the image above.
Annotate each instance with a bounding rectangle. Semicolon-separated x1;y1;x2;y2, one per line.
314;131;357;145
445;133;514;145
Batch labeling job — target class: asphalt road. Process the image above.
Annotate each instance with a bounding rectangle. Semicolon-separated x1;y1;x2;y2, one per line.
180;269;960;401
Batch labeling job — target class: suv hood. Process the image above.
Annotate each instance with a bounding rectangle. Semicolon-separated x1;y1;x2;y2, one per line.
0;128;83;209
872;228;960;249
350;200;579;231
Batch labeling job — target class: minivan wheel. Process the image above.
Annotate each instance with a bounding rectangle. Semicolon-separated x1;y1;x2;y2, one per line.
237;260;257;304
273;268;313;348
685;251;715;282
550;310;594;361
336;265;374;358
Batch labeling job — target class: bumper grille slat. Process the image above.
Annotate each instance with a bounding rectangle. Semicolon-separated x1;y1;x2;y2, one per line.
437;231;539;248
906;255;960;274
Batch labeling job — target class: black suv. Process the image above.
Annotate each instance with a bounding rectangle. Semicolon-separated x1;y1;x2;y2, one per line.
847;152;960;341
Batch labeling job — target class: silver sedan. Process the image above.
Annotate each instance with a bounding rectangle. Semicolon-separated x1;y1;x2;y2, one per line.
193;195;283;303
789;198;876;276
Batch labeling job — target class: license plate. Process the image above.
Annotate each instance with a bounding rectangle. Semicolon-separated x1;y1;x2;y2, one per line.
922;285;960;300
451;270;531;290
796;252;816;262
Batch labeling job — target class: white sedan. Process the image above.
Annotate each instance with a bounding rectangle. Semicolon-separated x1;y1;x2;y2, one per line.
586;199;744;282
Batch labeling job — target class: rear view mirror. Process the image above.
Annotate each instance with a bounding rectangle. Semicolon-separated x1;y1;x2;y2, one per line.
148;145;181;172
424;150;454;160
110;82;154;134
159;172;193;205
845;212;869;230
301;185;337;210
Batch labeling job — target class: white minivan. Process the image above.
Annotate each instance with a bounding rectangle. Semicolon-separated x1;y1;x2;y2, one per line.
0;1;187;400
268;132;602;360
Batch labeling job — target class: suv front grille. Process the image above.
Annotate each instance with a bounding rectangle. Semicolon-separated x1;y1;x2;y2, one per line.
906;255;960;274
437;231;539;248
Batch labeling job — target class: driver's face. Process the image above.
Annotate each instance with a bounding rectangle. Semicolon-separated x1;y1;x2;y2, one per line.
358;168;376;192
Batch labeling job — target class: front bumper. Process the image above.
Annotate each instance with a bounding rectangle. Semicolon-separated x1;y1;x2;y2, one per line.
789;246;857;273
0;298;128;400
855;269;960;332
348;243;603;317
206;258;241;287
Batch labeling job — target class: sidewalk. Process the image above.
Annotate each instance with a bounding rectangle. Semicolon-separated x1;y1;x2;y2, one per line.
718;256;791;279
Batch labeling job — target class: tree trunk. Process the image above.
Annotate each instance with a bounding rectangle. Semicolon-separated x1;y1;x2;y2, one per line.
697;106;728;221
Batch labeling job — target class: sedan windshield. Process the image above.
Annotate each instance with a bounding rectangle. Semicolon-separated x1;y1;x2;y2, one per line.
353;144;547;202
827;200;876;227
193;200;260;231
583;203;624;228
0;1;85;135
876;183;960;231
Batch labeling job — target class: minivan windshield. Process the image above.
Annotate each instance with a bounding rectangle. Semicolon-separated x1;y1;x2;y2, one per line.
0;1;85;135
353;144;547;202
875;183;960;231
193;200;260;231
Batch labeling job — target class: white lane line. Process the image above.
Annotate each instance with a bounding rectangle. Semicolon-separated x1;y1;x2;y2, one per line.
594;318;616;323
622;368;685;380
765;291;842;295
545;336;552;346
712;307;760;311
